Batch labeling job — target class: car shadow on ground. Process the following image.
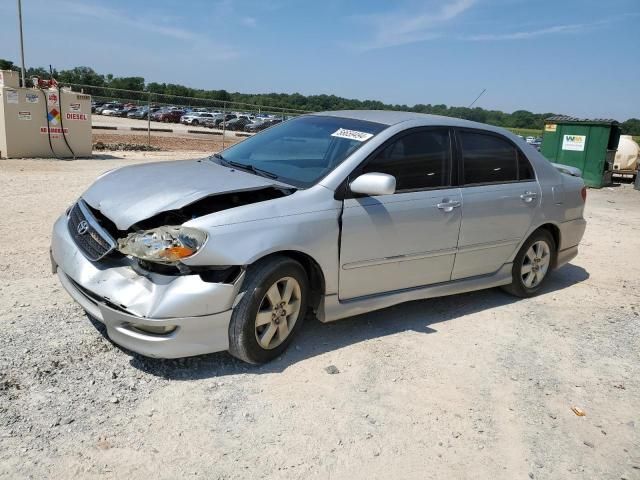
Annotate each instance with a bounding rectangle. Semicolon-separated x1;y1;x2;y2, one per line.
118;263;589;379
88;154;129;160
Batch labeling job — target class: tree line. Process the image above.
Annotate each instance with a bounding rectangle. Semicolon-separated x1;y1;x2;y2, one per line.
1;59;638;135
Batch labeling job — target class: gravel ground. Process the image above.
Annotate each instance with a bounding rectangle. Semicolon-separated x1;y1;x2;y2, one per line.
1;155;639;480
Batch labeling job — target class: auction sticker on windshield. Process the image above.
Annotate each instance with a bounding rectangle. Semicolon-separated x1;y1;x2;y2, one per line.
331;128;374;142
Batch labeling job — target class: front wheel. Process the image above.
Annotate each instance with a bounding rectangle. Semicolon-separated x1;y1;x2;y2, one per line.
228;256;308;364
502;229;556;298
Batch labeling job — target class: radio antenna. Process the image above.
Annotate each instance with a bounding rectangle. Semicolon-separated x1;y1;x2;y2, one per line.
468;88;487;108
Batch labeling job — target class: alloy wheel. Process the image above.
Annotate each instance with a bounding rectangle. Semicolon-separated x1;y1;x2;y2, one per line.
254;277;302;350
521;240;551;288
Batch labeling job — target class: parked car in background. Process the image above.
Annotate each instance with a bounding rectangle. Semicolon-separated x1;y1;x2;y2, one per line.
101;106;126;116
530;138;543;151
206;113;237;129
153;110;185;123
151;107;184;123
526;136;536;144
243;119;268;133
52;111;587;363
129;107;160;120
222;117;252;131
127;108;144;119
244;118;282;133
150;110;165;121
95;103;121;115
181;112;216;126
91;101;105;113
115;107;137;118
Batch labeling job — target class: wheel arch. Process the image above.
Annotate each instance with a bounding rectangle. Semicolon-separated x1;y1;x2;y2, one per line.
529;223;561;267
249;250;326;314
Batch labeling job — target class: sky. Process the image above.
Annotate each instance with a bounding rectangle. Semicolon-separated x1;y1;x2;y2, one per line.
0;0;638;120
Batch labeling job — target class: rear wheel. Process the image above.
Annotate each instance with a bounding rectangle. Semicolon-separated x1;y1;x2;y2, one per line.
228;256;308;364
502;229;556;298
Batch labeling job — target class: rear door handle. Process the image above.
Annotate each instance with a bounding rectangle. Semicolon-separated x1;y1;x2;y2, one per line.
436;200;461;212
520;191;538;203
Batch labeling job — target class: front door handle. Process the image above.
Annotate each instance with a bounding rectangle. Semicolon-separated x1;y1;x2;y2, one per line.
520;191;538;203
436;200;461;212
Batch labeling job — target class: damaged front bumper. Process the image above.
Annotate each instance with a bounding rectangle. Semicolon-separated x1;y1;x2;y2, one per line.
51;214;244;358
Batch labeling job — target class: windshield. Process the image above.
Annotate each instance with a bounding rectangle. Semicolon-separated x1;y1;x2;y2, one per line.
218;115;386;187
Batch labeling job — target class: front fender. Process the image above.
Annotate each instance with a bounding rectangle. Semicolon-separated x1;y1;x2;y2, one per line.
184;207;341;295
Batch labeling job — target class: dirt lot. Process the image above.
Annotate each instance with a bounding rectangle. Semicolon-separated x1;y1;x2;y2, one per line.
92;133;240;152
1;153;639;480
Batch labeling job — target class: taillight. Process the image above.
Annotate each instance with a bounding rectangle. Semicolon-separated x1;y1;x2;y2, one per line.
581;186;587;202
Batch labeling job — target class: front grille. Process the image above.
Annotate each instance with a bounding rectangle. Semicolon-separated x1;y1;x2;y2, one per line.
67;201;117;261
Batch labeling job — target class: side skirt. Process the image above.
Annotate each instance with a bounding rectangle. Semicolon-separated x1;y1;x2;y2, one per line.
317;263;513;323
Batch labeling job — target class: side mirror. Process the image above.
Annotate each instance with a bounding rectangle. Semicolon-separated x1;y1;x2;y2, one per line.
350;172;396;196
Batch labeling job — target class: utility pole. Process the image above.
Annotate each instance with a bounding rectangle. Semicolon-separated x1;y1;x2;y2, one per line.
147;92;151;147
17;0;26;86
222;102;226;150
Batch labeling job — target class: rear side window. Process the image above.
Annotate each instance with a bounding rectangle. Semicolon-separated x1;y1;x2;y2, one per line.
460;131;518;184
518;152;535;180
363;129;451;191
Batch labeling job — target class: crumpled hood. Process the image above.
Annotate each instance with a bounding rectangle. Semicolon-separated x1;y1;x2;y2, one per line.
82;158;285;230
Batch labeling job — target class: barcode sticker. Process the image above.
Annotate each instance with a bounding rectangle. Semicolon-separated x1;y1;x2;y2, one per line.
331;128;374;142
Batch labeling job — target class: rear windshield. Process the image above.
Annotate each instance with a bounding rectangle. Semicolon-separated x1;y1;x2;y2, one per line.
219;115;386;187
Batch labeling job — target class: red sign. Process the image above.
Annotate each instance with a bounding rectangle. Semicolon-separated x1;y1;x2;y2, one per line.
40;126;69;134
66;112;88;121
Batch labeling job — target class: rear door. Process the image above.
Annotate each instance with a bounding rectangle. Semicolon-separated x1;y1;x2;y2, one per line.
452;129;540;280
339;127;462;299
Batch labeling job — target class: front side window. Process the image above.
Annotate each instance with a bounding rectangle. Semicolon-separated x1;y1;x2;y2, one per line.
362;129;451;191
219;115;386;188
460;131;520;184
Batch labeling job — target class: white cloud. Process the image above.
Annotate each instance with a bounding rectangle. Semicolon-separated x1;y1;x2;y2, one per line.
355;0;477;50
56;1;196;41
463;22;592;41
46;0;239;59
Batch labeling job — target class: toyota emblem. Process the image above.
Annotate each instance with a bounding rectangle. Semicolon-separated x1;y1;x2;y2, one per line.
76;220;89;235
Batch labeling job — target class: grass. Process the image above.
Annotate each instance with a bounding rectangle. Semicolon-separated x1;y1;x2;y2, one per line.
507;128;544;138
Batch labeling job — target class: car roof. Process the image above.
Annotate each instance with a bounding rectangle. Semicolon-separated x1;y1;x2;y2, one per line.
313;110;511;134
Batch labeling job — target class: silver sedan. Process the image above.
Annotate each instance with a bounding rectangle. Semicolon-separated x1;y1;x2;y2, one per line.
51;111;587;363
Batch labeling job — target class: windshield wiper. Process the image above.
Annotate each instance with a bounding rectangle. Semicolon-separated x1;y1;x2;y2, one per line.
239;163;279;180
216;155;279;180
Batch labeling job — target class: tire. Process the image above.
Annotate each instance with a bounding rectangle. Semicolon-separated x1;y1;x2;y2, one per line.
228;256;308;364
192;120;199;126
502;229;556;298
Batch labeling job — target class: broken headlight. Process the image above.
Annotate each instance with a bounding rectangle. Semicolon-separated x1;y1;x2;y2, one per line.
117;226;207;264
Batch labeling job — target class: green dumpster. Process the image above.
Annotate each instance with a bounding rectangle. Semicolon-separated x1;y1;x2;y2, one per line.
541;116;621;188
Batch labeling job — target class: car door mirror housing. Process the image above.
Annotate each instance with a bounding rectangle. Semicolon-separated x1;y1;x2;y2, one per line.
349;173;396;196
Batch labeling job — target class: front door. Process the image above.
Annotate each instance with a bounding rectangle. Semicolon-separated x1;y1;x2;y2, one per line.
339;128;462;299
